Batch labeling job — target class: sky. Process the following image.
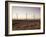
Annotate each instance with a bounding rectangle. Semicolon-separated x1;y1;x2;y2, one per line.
12;6;40;20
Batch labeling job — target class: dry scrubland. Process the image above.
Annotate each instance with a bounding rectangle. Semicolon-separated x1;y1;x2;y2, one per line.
12;19;40;30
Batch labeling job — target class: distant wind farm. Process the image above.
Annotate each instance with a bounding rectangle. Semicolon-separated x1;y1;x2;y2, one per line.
12;6;40;30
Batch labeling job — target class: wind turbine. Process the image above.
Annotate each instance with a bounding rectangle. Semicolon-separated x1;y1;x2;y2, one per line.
26;11;27;20
16;13;18;20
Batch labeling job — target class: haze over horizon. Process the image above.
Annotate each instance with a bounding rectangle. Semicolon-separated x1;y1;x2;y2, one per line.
12;6;40;20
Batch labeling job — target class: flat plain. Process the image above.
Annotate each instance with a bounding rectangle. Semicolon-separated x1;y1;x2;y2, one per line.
12;19;40;30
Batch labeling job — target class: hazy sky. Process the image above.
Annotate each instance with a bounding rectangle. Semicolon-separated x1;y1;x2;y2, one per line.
12;6;40;20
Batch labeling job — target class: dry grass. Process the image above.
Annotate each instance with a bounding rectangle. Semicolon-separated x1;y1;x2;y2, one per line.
12;19;40;30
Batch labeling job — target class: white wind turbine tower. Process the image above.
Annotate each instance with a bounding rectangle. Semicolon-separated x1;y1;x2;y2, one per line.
26;11;27;20
16;13;18;20
31;12;35;20
29;12;31;19
33;12;35;20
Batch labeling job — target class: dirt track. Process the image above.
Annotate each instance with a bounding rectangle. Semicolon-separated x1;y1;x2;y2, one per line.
12;19;40;30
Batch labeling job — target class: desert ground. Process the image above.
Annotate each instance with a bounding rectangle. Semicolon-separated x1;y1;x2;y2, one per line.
12;19;40;30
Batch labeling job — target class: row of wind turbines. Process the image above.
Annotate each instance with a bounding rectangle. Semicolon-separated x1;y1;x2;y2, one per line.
15;12;36;20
